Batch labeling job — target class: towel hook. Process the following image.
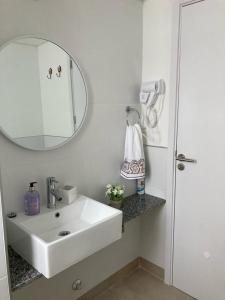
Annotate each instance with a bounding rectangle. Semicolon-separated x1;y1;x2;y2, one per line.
56;65;62;77
126;106;140;126
47;68;53;79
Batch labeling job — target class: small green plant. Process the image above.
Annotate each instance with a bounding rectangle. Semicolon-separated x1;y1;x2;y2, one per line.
105;184;125;202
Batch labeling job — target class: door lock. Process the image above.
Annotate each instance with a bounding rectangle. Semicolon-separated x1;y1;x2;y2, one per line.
177;163;185;171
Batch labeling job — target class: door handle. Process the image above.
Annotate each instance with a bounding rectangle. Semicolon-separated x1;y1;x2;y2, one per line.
176;154;197;163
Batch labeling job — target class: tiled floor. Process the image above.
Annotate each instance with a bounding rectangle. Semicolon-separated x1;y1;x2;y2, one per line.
94;269;194;300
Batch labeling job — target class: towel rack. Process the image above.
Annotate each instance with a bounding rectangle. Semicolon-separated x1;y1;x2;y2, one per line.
126;106;140;125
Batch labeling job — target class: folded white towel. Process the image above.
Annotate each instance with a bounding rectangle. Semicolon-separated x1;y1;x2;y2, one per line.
121;124;145;180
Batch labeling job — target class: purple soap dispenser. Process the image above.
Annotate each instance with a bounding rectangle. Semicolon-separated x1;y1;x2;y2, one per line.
24;182;40;216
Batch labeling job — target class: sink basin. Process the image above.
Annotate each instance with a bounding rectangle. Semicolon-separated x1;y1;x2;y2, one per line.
7;195;122;278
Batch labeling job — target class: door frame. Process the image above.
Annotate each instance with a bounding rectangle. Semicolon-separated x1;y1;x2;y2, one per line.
165;0;206;285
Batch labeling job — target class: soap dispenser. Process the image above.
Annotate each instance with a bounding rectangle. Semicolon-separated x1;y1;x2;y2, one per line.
24;182;40;216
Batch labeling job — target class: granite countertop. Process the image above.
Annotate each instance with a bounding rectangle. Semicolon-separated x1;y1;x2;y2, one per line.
8;193;165;292
122;193;166;223
8;246;42;292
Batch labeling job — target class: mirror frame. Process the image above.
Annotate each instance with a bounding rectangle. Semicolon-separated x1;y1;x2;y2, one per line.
0;35;88;151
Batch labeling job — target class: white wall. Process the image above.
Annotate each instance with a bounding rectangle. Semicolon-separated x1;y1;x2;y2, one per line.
140;0;175;269
0;277;10;300
142;0;172;148
0;0;142;299
0;0;142;214
142;0;175;199
0;187;10;300
0;197;7;280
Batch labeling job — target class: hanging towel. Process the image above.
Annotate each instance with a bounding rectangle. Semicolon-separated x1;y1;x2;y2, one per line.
121;124;145;180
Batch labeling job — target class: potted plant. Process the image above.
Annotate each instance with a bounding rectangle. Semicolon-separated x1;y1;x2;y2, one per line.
105;184;125;209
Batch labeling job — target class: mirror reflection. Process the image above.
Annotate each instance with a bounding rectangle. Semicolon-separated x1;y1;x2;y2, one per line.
0;37;87;150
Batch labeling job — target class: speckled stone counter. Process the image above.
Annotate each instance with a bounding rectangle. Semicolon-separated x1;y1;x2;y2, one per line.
8;193;165;292
122;193;166;223
8;246;42;292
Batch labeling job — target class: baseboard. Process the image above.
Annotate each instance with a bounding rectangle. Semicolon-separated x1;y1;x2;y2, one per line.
78;257;164;300
138;257;164;281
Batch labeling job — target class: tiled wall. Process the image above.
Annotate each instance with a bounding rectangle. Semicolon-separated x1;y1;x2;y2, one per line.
0;0;142;214
0;0;142;299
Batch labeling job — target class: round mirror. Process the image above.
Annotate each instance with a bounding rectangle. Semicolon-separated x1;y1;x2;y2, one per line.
0;37;87;150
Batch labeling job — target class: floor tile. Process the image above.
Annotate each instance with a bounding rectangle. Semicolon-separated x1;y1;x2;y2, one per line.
94;269;194;300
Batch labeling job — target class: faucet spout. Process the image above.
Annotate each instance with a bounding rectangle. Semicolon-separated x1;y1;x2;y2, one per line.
47;177;61;209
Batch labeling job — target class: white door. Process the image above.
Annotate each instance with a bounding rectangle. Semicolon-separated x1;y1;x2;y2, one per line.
173;1;225;299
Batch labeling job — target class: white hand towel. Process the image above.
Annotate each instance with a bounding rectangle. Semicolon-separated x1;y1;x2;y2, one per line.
121;124;145;180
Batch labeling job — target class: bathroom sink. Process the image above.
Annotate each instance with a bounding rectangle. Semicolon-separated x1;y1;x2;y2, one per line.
7;195;122;278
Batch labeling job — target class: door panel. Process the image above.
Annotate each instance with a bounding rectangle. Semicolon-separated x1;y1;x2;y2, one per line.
173;1;225;299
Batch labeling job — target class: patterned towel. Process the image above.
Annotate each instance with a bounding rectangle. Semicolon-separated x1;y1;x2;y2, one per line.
121;124;145;180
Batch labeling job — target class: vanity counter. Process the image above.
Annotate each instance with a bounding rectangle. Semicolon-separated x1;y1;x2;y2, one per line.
122;193;166;223
8;193;165;292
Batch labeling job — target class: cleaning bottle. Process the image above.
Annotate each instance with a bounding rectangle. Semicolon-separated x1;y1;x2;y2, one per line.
24;182;40;216
136;178;145;195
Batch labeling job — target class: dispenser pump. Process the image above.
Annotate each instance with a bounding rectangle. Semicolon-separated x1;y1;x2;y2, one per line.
29;182;37;192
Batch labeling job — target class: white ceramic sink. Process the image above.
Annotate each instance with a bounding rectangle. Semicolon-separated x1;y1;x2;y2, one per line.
7;195;122;278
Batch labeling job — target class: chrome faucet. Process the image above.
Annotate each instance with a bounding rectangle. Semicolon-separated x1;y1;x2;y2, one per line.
47;177;62;209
